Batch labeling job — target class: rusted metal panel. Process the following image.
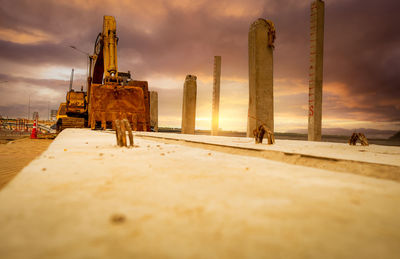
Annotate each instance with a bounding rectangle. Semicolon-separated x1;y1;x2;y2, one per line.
88;80;150;130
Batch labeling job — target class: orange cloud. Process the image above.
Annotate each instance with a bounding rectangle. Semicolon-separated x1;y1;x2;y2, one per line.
0;28;55;44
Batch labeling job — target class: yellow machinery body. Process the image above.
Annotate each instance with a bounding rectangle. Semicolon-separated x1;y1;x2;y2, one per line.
66;90;86;114
56;103;67;120
56;15;150;132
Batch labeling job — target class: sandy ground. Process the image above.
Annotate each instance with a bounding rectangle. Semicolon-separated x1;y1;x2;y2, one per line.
0;129;400;259
0;138;53;189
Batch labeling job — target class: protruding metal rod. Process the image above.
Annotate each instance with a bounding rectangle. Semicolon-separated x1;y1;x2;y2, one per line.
253;124;275;145
123;119;134;147
115;119;122;146
120;119;127;147
115;119;135;147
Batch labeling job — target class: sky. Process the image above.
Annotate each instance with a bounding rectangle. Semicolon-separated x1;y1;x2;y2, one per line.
0;0;399;136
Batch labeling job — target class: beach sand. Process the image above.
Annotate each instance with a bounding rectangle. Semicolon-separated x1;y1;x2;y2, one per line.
0;137;53;189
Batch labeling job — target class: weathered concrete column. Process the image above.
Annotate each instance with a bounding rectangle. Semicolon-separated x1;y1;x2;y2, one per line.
181;75;197;134
308;0;325;141
150;91;158;132
211;56;221;136
247;18;276;137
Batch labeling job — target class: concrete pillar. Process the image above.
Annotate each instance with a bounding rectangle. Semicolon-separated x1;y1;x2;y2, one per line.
247;18;276;137
308;0;325;141
181;75;197;134
211;56;221;136
150;91;158;132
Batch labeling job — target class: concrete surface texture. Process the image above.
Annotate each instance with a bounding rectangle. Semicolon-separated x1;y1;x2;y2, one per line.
181;75;197;134
137;132;400;182
0;129;400;259
308;0;325;141
248;18;275;137
212;56;221;136
149;91;158;132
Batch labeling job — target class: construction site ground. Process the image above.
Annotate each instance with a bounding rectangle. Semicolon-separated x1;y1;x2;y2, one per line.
0;137;53;189
0;129;399;259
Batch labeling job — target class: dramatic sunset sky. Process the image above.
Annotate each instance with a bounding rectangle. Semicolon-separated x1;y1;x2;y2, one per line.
0;0;399;137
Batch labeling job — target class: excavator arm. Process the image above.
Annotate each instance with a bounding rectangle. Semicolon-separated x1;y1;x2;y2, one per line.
87;15;151;131
91;15;119;84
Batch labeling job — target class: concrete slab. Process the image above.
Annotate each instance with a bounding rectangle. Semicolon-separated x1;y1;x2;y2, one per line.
137;132;400;166
136;132;400;182
1;129;400;259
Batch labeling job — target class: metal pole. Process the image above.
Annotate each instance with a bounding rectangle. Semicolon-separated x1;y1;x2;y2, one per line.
28;95;30;121
69;45;90;91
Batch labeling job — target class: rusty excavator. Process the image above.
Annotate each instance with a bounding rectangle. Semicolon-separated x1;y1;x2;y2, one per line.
56;15;150;132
